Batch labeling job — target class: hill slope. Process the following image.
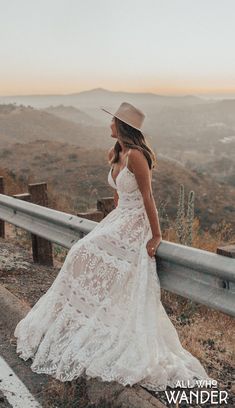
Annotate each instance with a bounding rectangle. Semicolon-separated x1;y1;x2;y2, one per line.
0;104;108;148
0;140;234;232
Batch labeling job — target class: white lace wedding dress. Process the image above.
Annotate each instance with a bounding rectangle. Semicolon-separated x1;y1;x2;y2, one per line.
14;153;214;392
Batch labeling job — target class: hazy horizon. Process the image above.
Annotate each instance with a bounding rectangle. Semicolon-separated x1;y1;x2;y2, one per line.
1;0;234;97
1;87;235;100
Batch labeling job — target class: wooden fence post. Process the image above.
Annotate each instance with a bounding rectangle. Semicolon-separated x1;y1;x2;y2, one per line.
0;176;5;238
77;197;115;221
12;193;31;242
97;197;115;217
77;210;104;222
28;182;53;266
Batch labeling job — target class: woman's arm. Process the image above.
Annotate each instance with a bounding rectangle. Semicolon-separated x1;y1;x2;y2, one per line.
128;149;162;238
107;147;119;207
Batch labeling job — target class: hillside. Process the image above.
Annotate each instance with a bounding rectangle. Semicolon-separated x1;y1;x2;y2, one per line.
44;104;102;126
0;96;234;186
0;166;25;196
0;140;234;233
0;104;108;148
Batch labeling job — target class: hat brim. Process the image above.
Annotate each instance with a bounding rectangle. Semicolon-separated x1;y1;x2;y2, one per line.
100;107;114;116
100;106;142;131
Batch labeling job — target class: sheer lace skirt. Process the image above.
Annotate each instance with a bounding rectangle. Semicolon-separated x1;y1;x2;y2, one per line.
14;204;214;391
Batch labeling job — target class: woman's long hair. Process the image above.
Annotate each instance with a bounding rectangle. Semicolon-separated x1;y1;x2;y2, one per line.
108;117;157;170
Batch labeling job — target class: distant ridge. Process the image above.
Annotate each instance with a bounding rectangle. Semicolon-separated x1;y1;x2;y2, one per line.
0;87;202;99
0;88;208;111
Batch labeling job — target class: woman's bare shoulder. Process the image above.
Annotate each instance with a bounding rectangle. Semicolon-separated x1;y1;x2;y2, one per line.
129;148;152;175
129;148;147;165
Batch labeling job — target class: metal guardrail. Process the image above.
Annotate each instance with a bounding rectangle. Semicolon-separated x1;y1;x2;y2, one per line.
0;193;234;317
0;193;96;247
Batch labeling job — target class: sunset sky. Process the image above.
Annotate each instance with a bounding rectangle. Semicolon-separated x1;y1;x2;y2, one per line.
1;0;235;96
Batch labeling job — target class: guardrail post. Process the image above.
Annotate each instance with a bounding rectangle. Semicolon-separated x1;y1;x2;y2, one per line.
28;182;53;266
77;197;115;221
13;193;31;202
12;193;31;241
216;244;235;292
0;177;5;238
97;197;115;217
77;210;104;221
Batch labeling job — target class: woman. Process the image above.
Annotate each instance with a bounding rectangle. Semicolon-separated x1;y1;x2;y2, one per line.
14;102;213;392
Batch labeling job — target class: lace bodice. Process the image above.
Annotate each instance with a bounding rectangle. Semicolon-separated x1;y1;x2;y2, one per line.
108;150;145;210
108;150;138;190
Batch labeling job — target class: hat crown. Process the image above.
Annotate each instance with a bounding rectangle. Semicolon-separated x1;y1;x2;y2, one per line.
101;102;145;131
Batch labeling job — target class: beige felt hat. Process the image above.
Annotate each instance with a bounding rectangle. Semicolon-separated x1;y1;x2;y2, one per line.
101;102;145;131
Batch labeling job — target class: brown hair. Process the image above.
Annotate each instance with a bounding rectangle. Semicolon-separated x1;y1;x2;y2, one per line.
109;117;157;170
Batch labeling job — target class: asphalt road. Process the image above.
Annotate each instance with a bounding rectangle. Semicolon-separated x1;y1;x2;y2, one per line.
0;322;50;408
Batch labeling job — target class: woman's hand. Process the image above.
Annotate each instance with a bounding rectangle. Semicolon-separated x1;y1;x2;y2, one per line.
146;235;162;258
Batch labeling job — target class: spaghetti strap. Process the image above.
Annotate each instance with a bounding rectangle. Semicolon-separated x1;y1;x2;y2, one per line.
126;149;131;167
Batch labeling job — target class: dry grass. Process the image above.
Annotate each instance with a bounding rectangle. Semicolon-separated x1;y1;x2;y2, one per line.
161;289;234;386
42;377;89;408
160;217;235;389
